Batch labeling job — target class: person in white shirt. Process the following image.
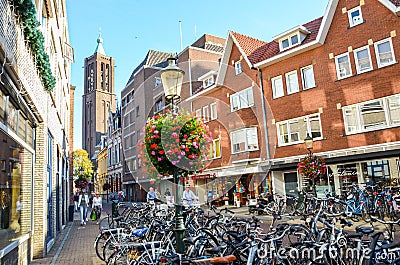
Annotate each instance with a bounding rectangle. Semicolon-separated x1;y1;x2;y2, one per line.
183;186;198;207
92;193;102;223
78;190;89;225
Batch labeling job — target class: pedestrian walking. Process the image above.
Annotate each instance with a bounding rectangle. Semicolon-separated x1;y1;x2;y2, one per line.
86;192;94;221
92;192;102;223
155;188;161;203
73;192;79;212
183;185;198;207
78;190;89;225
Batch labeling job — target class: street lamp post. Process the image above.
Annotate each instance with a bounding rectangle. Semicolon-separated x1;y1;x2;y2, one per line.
160;57;186;254
303;133;315;195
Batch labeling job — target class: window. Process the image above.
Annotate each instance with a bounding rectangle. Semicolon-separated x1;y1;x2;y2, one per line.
374;38;396;68
136;106;140;116
271;76;284;99
230;87;254;111
354;46;372;73
210;103;217;120
230;127;258;153
195;109;201;119
234;61;242;75
129;110;135;124
202;105;209;122
155;100;163;113
208;138;221;159
301;65;316;90
348;6;363;27
155;77;162;88
277;113;322;146
285;70;299;94
335;53;352;79
123;115;129;128
203;76;214;88
342;94;400;134
280;33;300;51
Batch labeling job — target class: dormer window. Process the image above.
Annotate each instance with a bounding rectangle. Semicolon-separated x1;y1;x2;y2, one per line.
198;71;217;89
203;76;214;88
348;6;363;27
274;26;310;52
280;33;300;51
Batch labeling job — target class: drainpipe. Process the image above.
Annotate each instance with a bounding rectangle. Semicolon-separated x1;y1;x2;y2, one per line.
252;67;271;163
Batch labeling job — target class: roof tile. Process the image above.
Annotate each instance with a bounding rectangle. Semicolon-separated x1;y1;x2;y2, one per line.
232;17;323;65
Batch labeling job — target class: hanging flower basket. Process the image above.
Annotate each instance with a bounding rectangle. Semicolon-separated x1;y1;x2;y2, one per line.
138;111;212;179
74;180;88;190
297;154;327;180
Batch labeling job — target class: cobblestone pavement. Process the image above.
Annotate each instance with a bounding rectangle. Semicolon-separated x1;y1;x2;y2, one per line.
30;207;108;265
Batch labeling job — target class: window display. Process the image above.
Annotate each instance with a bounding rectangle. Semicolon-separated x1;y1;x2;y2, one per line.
0;130;32;251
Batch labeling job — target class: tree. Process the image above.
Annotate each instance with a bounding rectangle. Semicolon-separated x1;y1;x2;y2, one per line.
73;149;94;190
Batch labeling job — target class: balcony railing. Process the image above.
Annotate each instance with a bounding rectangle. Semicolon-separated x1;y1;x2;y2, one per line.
0;0;45;120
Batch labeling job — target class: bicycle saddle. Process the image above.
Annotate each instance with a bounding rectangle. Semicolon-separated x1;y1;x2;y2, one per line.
204;245;227;254
131;227;148;237
355;226;374;235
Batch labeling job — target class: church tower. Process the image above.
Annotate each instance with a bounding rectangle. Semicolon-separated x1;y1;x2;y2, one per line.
82;34;116;159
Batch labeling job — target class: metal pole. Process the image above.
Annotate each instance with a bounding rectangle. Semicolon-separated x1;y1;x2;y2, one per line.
174;166;185;254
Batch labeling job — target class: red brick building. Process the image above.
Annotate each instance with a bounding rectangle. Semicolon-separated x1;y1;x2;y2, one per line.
193;0;400;204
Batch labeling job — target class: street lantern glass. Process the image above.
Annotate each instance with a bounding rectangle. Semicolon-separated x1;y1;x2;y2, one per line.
161;58;184;100
304;133;313;151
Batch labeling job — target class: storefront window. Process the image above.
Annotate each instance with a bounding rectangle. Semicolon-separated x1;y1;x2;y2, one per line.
362;160;390;185
0;129;32;251
337;164;358;194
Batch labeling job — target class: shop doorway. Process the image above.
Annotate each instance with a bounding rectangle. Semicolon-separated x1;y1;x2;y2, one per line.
284;172;298;198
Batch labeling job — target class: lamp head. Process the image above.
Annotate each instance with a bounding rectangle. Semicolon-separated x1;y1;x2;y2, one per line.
304;133;313;151
161;58;184;100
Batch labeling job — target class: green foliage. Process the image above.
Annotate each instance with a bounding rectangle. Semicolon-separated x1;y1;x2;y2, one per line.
73;149;94;181
12;0;56;91
138;110;212;179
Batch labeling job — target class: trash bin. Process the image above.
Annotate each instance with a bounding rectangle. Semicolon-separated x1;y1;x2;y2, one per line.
68;205;74;222
112;200;119;218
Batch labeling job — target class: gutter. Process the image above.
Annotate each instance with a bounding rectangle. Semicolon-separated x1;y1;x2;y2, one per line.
252;67;271;165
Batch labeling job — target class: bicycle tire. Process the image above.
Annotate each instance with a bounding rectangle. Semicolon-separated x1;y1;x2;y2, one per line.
94;231;110;261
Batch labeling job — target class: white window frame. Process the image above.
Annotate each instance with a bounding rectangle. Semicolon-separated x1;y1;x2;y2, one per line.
230;127;259;154
155;99;163;113
353;45;373;74
155;77;162;88
276;113;323;146
342;94;400;135
202;105;210;122
203;76;214;88
209;138;221;159
195;109;201;119
335;52;352;80
285;70;299;94
300;65;316;90
230;87;254;111
279;32;300;51
235;61;242;75
347;6;363;27
210;102;217;120
271;75;284;99
374;38;396;68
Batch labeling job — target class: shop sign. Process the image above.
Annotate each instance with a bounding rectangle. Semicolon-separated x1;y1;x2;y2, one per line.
191;173;216;180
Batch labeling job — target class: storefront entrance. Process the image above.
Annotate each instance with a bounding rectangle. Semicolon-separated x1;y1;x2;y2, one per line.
284;172;298;197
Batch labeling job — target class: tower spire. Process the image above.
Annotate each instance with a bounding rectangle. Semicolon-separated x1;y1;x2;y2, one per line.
94;29;106;55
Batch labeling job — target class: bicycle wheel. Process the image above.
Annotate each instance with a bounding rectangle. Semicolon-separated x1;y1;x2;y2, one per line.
135;251;159;265
95;231;110;261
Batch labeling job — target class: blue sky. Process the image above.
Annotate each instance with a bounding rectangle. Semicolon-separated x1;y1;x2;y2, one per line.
67;0;328;150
